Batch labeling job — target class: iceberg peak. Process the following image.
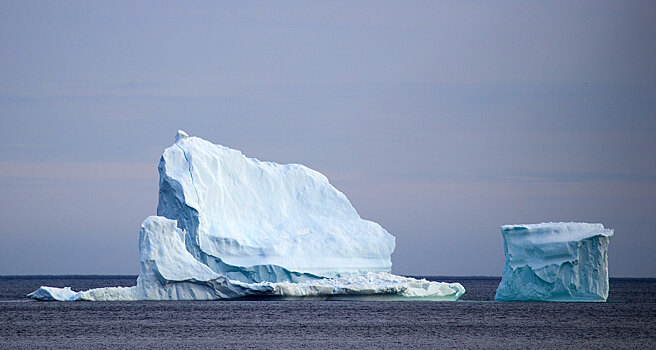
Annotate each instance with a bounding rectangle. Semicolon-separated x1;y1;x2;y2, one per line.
175;130;189;142
157;133;395;282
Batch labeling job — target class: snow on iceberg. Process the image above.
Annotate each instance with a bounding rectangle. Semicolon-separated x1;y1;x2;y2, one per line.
494;222;613;302
28;131;464;301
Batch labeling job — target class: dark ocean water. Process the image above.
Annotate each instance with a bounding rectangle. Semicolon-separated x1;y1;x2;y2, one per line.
1;276;654;349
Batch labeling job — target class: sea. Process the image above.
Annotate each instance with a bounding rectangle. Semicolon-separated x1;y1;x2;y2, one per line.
1;276;654;349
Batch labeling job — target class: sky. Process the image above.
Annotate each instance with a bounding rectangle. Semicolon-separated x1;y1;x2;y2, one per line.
0;1;654;277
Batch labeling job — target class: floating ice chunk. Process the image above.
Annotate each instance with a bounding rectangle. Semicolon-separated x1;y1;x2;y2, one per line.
495;222;613;302
27;286;80;301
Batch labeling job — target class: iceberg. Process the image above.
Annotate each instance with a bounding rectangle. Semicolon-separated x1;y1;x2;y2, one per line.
28;131;464;301
494;222;613;302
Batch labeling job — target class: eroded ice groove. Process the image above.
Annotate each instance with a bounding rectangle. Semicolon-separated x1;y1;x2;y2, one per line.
494;222;613;302
28;131;464;301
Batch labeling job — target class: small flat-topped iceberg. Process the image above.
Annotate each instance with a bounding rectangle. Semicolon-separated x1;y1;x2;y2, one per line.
495;222;613;302
28;131;464;301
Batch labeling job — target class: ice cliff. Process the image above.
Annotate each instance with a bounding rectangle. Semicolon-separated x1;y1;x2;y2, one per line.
28;131;464;301
495;222;613;302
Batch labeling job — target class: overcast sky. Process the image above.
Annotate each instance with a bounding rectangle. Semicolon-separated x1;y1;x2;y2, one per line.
1;1;654;277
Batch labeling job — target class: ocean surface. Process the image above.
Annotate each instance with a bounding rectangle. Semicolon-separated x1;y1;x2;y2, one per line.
1;276;654;349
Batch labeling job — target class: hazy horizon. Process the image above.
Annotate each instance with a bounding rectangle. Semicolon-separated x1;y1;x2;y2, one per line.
1;1;654;277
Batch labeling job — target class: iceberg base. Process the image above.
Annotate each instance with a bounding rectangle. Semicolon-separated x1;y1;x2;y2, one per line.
28;272;465;302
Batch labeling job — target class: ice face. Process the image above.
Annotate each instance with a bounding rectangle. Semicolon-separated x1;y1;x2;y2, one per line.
28;131;464;301
495;222;613;302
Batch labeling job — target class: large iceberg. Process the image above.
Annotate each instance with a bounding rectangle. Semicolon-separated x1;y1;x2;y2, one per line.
29;131;464;301
495;222;613;302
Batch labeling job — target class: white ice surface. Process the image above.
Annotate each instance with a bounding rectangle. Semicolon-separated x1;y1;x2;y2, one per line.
495;222;613;302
